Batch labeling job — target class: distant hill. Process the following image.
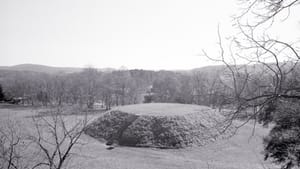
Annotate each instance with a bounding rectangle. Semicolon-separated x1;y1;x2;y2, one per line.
0;63;245;75
0;62;294;75
0;64;115;74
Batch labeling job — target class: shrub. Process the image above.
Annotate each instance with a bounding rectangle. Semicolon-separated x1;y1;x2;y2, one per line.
263;101;300;169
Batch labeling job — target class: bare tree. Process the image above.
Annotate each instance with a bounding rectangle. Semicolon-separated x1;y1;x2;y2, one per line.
236;0;300;28
204;0;300;168
82;67;101;109
29;110;87;169
0;109;87;169
0;119;32;169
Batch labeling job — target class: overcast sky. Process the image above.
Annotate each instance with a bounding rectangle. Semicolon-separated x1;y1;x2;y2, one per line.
0;0;299;70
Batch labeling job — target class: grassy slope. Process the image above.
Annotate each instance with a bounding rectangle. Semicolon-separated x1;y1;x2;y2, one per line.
76;121;276;169
113;103;211;116
0;105;277;169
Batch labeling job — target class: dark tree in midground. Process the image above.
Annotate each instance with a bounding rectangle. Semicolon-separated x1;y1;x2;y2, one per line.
262;101;300;169
0;84;5;101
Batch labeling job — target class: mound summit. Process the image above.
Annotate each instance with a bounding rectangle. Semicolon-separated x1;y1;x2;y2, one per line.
84;103;232;148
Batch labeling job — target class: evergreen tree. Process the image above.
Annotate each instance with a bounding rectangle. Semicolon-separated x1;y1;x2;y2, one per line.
0;84;5;101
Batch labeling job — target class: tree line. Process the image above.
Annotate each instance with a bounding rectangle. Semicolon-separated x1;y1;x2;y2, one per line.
1;64;296;112
0;66;234;109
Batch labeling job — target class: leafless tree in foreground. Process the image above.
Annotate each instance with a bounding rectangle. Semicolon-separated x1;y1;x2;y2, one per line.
0;109;87;169
204;0;300;168
0;120;30;169
29;109;87;169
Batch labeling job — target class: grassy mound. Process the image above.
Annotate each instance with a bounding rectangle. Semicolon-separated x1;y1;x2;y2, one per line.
84;103;232;148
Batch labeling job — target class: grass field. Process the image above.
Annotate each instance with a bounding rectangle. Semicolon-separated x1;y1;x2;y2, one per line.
113;103;211;116
0;104;277;169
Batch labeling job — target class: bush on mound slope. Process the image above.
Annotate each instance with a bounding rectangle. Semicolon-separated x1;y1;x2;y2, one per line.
84;103;233;148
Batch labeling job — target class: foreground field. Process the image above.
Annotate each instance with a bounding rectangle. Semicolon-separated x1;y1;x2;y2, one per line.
0;105;277;169
76;122;275;169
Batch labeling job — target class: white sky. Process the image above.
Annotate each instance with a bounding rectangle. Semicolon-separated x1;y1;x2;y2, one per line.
0;0;299;70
